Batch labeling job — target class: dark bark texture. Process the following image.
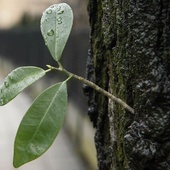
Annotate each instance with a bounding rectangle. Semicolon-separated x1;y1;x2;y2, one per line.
84;0;170;170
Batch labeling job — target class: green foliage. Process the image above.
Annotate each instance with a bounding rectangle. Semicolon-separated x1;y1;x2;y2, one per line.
0;3;73;167
41;3;73;61
13;82;67;167
0;66;46;106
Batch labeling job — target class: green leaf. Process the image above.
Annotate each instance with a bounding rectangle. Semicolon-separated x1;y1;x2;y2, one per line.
0;66;46;106
40;3;73;61
13;81;67;168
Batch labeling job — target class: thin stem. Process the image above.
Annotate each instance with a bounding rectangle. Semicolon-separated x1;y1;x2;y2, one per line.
64;75;73;82
46;65;134;114
45;68;52;73
58;61;63;70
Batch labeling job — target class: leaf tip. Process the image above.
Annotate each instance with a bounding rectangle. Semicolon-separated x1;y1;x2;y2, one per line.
13;159;21;168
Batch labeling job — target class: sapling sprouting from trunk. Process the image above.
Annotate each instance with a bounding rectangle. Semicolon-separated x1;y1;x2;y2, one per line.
0;3;134;168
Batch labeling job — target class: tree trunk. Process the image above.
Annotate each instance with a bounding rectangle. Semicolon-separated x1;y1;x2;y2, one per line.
84;1;170;169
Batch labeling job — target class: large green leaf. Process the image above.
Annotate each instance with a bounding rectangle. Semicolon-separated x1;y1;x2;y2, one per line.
40;3;73;61
13;82;67;168
0;66;46;106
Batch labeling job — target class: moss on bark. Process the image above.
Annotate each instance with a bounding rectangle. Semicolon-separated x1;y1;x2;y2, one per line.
85;0;170;170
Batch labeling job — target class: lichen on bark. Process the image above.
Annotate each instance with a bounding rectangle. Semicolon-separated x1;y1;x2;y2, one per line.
85;0;170;170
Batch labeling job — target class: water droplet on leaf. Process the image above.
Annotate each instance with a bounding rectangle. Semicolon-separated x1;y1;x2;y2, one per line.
46;9;52;14
57;6;64;14
45;18;50;22
58;10;64;14
4;81;9;87
47;29;54;36
57;17;62;24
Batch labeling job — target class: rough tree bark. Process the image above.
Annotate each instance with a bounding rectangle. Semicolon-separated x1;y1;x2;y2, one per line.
84;1;170;170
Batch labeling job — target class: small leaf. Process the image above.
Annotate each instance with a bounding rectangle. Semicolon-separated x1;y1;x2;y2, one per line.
40;3;73;61
13;82;67;168
0;66;46;106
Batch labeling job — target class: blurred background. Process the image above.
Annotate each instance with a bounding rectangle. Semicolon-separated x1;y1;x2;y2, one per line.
0;0;97;169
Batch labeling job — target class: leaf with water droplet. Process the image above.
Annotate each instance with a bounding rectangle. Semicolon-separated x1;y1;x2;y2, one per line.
40;3;73;62
47;29;54;36
13;82;67;167
0;66;46;106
